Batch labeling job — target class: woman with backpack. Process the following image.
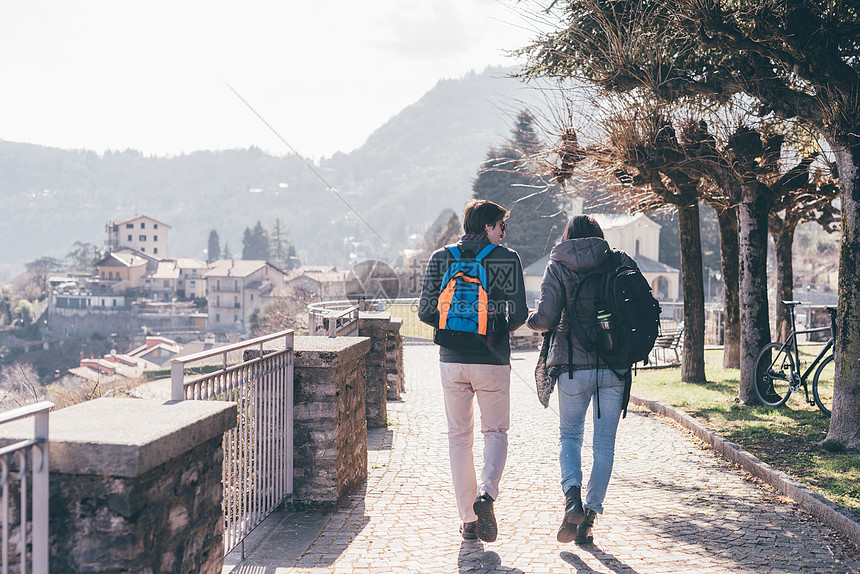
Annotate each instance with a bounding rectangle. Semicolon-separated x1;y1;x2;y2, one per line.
526;214;639;545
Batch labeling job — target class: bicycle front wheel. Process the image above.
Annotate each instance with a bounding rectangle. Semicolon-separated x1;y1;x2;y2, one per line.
812;355;834;417
754;342;794;407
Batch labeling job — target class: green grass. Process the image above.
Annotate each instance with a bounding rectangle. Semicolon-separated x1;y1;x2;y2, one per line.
632;348;860;518
387;303;434;339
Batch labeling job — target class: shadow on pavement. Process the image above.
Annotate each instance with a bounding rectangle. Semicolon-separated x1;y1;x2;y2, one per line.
223;484;376;572
368;424;394;451
561;547;641;573
222;509;331;572
632;492;860;572
458;541;525;574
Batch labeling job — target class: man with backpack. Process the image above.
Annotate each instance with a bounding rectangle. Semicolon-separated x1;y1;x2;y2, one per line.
527;215;659;546
418;199;527;543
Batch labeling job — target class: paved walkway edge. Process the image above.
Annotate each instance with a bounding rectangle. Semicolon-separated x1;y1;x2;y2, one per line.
630;394;860;550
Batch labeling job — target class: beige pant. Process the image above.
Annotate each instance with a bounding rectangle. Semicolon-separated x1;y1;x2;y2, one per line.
440;362;511;523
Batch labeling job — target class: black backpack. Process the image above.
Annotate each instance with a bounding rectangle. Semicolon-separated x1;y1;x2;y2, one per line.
570;255;661;370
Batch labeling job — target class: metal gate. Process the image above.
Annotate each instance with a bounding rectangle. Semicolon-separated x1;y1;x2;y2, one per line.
170;330;294;555
0;401;51;574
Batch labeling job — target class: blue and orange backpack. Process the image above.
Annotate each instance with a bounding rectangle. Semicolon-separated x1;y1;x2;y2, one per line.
434;244;501;352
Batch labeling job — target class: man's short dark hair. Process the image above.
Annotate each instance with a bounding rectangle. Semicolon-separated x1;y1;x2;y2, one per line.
563;214;604;240
463;199;508;235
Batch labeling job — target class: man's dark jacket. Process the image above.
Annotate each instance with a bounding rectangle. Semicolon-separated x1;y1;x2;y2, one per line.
418;235;528;365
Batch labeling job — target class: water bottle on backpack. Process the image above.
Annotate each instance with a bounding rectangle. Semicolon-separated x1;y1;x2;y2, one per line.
596;309;614;353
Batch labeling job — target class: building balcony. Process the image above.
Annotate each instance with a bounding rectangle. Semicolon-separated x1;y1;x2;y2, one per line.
209;303;243;310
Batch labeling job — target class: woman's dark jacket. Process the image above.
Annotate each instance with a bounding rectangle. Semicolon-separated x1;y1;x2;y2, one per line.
527;237;637;369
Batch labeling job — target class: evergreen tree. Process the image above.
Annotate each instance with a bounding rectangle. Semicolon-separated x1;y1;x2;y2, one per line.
286;244;299;270
253;221;271;260
242;221;271;260
513;110;542;156
223;242;233;260
241;228;254;259
0;287;13;326
270;219;291;268
207;230;221;263
472;111;565;267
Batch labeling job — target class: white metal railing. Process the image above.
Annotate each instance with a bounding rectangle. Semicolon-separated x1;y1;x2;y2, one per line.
309;297;437;340
307;300;364;337
170;330;294;557
0;401;52;574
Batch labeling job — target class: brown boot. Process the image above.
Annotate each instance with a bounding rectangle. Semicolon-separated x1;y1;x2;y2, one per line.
556;486;584;543
575;509;597;545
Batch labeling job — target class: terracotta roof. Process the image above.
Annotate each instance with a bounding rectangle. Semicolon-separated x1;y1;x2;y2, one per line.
128;336;181;358
97;250;148;268
592;212;660;230
204;259;286;279
524;253;678;276
151;261;181;280
172;257;207;269
109;214;171;228
286;270;347;285
634;254;679;274
205;259;266;278
523;254;551;277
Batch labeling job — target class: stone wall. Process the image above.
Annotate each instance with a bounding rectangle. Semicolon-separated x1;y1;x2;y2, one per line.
292;336;370;507
359;313;390;428
0;398;236;574
50;435;225;573
386;317;405;400
0;330;407;571
47;306;203;338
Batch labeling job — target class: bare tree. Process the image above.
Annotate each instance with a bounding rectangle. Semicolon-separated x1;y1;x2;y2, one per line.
248;282;316;337
517;0;857;427
0;363;41;413
767;162;840;340
600;106;708;383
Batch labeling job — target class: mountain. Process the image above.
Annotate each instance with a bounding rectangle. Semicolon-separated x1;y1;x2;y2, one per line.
0;66;547;274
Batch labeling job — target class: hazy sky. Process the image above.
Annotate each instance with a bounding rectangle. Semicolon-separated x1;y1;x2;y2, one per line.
1;0;542;159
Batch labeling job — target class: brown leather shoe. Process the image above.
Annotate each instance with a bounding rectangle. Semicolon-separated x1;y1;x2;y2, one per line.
460;521;477;540
473;492;498;542
575;509;597;545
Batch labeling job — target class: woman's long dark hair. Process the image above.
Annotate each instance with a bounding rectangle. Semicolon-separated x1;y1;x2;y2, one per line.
562;214;604;240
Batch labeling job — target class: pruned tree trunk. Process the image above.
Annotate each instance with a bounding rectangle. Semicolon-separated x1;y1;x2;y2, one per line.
773;225;796;342
825;143;860;450
717;207;740;368
678;202;707;383
738;185;772;404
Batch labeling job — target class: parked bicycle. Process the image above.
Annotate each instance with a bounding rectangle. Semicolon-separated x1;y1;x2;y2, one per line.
754;301;836;417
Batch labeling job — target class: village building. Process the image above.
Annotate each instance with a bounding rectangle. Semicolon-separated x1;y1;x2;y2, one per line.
522;208;680;307
204;260;287;335
105;215;170;256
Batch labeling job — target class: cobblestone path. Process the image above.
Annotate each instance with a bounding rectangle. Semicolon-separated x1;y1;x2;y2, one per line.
287;345;859;573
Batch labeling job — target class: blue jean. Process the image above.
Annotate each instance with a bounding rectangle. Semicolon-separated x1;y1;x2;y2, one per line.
557;368;625;514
